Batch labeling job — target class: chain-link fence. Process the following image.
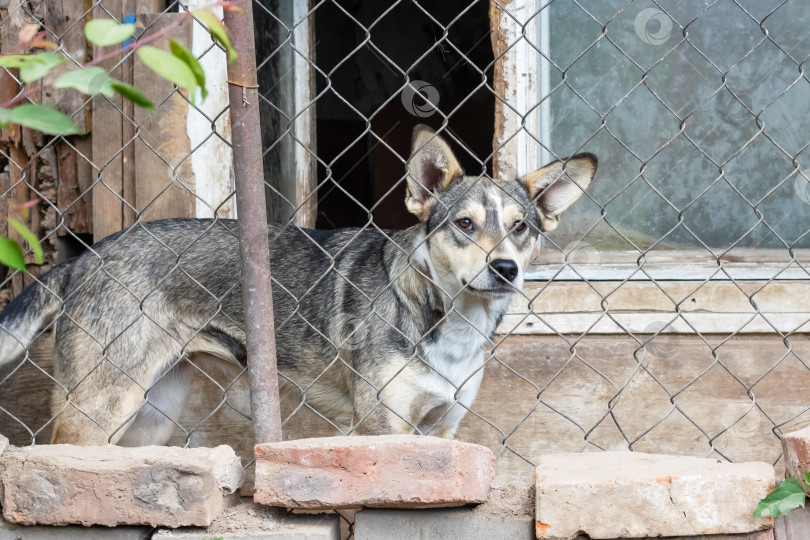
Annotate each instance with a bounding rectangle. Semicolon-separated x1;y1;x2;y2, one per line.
1;3;809;530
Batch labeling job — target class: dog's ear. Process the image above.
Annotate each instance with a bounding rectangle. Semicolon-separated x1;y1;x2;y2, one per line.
405;125;463;221
518;153;597;232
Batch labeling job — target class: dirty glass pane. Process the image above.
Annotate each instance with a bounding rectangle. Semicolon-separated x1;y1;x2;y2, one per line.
540;0;810;252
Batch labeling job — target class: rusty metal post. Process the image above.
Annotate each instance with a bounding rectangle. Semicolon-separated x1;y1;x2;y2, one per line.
224;1;282;445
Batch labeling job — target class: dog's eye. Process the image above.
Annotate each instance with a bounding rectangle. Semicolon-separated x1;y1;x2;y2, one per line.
456;218;474;231
513;220;527;233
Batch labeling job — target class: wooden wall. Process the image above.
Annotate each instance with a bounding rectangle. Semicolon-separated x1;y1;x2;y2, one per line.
3;332;808;491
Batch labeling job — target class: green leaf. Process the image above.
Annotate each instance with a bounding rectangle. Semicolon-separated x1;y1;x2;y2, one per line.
108;80;154;110
85;19;136;46
192;10;237;63
21;53;65;82
0;55;29;68
9;104;80;135
0;108;11;128
8;218;43;264
805;471;810;486
169;40;207;101
136;46;198;100
0;237;25;271
754;477;807;517
53;67;113;97
0;53;66;82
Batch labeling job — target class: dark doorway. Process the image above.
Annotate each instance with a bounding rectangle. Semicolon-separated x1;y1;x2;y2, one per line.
313;0;495;230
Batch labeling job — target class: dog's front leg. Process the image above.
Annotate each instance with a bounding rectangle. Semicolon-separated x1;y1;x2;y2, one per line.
349;366;417;435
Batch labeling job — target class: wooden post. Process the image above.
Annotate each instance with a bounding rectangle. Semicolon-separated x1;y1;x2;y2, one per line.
293;0;317;228
91;1;125;241
489;0;541;181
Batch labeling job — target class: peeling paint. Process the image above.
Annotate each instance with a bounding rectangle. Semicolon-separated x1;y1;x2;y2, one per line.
187;1;236;219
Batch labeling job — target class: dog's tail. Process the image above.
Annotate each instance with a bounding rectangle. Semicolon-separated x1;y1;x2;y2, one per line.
0;264;68;367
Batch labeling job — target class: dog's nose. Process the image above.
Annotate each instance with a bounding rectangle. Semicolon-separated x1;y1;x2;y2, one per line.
489;258;519;282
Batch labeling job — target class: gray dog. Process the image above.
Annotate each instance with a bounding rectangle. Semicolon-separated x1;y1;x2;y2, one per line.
0;125;597;445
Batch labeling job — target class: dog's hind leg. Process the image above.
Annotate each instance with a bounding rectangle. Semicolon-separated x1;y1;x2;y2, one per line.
50;369;152;446
50;319;185;445
116;360;195;446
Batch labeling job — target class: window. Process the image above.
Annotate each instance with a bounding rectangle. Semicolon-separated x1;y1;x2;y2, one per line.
538;0;810;256
492;0;810;334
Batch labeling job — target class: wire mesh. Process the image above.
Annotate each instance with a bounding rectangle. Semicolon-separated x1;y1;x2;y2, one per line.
0;2;808;521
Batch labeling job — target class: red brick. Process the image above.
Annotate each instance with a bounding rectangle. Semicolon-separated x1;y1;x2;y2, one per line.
782;427;810;489
253;435;496;509
0;443;244;527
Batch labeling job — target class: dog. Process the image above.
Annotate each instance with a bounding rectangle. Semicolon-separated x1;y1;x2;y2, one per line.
0;125;597;445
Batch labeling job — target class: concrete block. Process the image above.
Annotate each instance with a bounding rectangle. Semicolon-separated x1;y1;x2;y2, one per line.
536;451;775;539
775;504;810;540
152;502;340;539
0;443;244;527
586;533;774;540
254;435;495;510
355;509;533;540
354;480;535;539
1;516;151;539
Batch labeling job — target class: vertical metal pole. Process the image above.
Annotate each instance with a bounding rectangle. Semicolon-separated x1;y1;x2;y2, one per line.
224;1;282;445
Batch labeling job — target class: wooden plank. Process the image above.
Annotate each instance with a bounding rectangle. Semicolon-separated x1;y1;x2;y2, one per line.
131;13;195;222
74;135;94;232
0;8;32;297
460;334;809;482
56;138;92;234
121;1;136;228
185;0;236;220
4;333;805;490
526;261;810;282
293;0;317;228
499;312;810;336
0;334;55;445
255;0;297;223
9;144;30;296
0;68;21;147
534;248;808;266
42;0;90;134
121;0;164;227
528;248;810;281
90;1;125;241
516;280;810;314
0;170;9;297
498;280;810;335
